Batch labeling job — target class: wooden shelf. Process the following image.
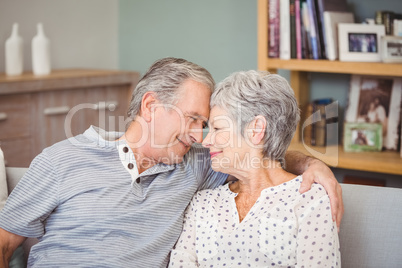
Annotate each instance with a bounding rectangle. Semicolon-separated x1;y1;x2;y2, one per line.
264;59;402;77
288;142;402;176
258;0;402;176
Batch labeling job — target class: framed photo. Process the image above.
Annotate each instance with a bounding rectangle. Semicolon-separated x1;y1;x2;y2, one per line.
338;23;385;62
345;75;402;150
344;123;382;152
381;36;402;63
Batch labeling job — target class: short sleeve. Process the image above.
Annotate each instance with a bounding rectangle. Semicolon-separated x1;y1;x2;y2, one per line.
296;187;341;267
185;145;227;191
0;151;59;238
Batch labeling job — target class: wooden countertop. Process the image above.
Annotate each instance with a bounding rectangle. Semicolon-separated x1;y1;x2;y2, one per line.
0;69;140;95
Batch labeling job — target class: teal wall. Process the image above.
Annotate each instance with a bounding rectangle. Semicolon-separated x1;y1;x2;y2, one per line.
119;1;402;185
119;0;257;83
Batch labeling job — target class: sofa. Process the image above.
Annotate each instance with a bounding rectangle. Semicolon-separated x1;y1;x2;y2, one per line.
4;167;402;267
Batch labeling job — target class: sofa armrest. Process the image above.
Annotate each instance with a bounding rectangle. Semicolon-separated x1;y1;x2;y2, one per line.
6;167;28;194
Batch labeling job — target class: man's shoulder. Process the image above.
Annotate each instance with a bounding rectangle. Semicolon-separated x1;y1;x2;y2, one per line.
43;134;95;155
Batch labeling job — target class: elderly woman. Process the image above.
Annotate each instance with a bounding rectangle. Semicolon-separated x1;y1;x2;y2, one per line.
168;71;340;267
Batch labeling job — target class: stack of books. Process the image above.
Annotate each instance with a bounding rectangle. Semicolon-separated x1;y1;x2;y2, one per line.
268;0;354;60
302;98;338;147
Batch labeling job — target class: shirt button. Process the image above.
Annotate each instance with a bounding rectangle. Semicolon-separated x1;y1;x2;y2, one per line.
136;178;140;183
128;163;134;169
123;146;129;153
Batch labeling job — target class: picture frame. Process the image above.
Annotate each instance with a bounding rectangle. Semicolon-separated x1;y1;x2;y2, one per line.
345;75;402;150
381;36;402;63
338;23;385;62
344;123;382;152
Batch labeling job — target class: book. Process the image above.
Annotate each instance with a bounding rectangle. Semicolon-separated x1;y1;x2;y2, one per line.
382;11;395;35
295;0;302;59
317;0;349;59
290;0;297;59
280;0;291;59
302;102;314;145
301;1;313;59
306;0;322;59
268;0;280;58
311;98;334;146
323;11;354;61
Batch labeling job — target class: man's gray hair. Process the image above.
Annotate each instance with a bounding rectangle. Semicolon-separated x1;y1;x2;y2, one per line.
211;70;300;162
127;57;215;119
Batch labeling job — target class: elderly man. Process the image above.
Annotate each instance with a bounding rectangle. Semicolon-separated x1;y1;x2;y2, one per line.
0;58;343;267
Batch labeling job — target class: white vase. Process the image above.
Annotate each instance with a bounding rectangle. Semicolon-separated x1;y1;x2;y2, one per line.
32;23;51;75
5;23;24;76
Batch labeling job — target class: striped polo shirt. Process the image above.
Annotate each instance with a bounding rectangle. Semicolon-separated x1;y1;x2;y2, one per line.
0;126;227;267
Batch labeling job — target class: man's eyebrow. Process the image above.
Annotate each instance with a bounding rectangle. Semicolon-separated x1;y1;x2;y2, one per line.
185;112;208;121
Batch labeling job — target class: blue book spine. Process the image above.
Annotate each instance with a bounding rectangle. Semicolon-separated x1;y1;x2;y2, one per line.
307;0;319;59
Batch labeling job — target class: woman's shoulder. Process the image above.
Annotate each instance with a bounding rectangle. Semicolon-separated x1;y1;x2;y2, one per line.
194;183;230;198
190;183;231;207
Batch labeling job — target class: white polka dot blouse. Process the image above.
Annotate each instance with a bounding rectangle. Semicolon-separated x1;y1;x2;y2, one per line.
169;176;340;267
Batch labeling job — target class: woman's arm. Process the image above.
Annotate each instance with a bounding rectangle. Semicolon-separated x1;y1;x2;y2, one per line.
284;150;344;229
168;198;199;268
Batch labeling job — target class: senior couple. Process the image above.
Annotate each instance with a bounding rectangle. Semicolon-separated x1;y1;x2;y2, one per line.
0;58;341;267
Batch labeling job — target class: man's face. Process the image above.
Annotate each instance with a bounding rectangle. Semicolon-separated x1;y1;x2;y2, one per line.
150;79;211;164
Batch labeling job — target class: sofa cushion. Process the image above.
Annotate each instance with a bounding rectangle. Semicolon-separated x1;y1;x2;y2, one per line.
0;147;8;210
339;183;402;268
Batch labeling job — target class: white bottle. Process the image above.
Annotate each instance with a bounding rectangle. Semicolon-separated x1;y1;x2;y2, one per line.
32;23;51;75
5;23;24;76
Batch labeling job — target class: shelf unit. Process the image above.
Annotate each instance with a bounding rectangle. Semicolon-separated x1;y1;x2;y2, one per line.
257;0;402;175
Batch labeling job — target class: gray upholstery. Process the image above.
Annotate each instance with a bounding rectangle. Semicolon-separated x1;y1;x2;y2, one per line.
339;183;402;268
5;168;402;267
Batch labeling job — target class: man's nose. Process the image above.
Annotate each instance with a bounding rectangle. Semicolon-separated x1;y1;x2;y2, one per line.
189;127;203;144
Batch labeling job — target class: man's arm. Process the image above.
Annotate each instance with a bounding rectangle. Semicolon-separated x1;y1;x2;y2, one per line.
284;150;344;230
0;228;26;268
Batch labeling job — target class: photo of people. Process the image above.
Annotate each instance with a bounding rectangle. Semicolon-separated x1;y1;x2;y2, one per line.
352;129;375;146
356;78;392;139
387;40;402;57
348;33;377;53
345;75;402;151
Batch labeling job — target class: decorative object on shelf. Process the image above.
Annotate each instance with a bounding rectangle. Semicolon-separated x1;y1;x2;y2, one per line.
394;19;402;36
5;23;23;76
338;23;385;62
381;36;402;63
32;23;51;75
344;122;383;152
304;98;338;147
345;75;402;150
323;12;354;61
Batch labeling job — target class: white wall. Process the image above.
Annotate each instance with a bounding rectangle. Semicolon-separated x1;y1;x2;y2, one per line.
0;0;118;73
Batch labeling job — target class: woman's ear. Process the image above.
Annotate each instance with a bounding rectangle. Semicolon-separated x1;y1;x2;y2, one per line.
248;115;267;145
140;92;157;122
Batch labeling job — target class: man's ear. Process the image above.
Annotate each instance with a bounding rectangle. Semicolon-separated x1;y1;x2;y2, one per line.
140;92;158;122
248;115;267;145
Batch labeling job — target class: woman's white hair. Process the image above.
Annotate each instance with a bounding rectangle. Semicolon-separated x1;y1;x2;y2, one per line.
127;57;215;119
211;70;300;163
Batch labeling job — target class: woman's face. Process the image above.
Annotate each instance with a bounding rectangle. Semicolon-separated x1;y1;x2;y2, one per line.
202;106;250;173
